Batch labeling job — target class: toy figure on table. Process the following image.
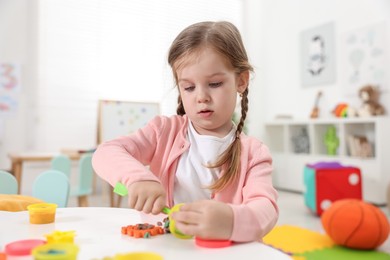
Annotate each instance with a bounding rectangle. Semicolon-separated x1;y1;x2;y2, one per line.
92;21;278;243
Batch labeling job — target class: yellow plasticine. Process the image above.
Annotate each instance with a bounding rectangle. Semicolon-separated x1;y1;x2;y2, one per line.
168;203;193;239
27;203;57;224
45;230;76;244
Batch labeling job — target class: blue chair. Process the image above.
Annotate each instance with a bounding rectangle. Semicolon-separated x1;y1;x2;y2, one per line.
32;170;70;207
0;170;18;194
70;153;94;207
51;155;72;179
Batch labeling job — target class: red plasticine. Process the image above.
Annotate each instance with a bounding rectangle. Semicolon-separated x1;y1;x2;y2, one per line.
195;237;233;248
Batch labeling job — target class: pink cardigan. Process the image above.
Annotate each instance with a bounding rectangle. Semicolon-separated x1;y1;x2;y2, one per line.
92;115;278;242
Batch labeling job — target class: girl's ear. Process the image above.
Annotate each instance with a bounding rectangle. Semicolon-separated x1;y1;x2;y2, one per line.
236;70;249;94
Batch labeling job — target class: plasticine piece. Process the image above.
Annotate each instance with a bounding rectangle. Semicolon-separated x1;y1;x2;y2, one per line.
162;207;171;214
195;237;233;248
113;182;128;196
45;230;76;244
168;204;193;239
121;223;165;238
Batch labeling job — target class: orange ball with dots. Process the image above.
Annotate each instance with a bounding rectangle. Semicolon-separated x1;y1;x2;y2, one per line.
321;199;389;250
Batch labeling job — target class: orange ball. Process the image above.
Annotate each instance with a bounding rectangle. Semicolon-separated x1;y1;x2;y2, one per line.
321;199;390;250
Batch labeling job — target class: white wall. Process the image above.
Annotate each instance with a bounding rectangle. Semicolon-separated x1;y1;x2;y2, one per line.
243;0;390;141
0;0;38;169
1;0;389;171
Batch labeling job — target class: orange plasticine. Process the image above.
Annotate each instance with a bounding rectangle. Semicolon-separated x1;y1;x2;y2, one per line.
121;223;165;238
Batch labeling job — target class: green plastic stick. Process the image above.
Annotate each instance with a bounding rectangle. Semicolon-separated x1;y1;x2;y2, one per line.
113;182;128;196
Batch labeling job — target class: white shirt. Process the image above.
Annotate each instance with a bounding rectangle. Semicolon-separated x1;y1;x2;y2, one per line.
173;121;235;204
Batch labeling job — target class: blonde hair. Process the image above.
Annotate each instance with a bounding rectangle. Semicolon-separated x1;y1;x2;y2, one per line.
168;21;253;192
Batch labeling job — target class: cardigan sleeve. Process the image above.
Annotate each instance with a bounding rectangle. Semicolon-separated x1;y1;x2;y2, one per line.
92;116;163;189
228;142;279;242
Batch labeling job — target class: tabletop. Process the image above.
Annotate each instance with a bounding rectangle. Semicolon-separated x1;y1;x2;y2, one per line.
0;207;290;259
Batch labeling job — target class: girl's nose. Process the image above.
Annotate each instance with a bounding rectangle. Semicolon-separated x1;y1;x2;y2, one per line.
197;88;210;103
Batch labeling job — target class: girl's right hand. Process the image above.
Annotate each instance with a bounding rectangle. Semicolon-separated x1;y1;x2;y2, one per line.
127;181;166;215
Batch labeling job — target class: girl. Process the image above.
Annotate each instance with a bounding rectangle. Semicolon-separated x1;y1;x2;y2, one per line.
92;21;278;242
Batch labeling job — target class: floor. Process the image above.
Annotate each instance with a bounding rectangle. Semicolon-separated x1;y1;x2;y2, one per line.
67;187;390;254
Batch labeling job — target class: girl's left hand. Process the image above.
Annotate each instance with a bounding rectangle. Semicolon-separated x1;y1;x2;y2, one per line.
170;200;233;240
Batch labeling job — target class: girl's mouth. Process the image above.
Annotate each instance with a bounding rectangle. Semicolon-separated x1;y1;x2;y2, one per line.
199;110;213;118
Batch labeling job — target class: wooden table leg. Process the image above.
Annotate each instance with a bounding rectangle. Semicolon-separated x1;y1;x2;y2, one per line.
12;161;22;194
109;188;122;207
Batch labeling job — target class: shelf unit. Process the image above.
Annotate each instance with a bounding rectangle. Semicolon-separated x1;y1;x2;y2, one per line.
264;117;390;205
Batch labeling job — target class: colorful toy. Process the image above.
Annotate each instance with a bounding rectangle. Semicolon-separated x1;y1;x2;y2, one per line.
321;199;390;250
303;162;362;216
323;125;339;155
332;103;348;117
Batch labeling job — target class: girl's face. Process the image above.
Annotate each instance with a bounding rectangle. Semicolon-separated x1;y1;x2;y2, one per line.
177;48;248;137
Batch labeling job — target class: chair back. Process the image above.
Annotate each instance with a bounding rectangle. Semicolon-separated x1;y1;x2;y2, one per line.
76;153;94;196
0;170;18;194
32;170;70;207
51;155;71;179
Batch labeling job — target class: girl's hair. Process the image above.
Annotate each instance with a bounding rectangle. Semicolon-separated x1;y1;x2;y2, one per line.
168;21;253;192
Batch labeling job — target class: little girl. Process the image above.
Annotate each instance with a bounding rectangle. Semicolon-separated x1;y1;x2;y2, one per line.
92;21;278;242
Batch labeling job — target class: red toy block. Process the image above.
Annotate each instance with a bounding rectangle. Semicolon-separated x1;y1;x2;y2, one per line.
315;167;362;216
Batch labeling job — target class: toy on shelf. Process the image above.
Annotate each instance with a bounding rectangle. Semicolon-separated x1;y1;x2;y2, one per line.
310;91;322;119
323;125;339;156
332;103;357;118
303;161;362;216
357;85;385;117
291;127;310;154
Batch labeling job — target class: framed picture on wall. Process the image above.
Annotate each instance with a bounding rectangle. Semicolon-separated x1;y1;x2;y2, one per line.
340;22;387;96
301;22;336;87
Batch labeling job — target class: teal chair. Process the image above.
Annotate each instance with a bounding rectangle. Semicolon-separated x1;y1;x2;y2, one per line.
32;170;70;207
0;170;18;194
51;155;72;179
70;153;94;207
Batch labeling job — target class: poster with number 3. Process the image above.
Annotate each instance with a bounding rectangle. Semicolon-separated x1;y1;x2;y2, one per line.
0;63;21;117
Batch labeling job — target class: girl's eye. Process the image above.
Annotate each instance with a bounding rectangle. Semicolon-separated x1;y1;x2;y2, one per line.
184;86;195;92
209;82;223;88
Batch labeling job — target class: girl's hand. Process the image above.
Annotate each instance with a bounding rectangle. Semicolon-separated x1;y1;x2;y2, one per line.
171;200;233;240
127;181;166;215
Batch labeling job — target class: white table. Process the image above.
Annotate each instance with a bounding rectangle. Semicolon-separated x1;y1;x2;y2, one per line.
0;207;290;259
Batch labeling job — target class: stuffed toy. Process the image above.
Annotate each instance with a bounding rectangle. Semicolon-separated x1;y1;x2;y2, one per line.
357;85;385;117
